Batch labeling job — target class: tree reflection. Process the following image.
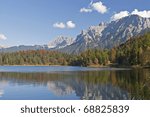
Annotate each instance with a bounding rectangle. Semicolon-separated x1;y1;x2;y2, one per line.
0;68;149;100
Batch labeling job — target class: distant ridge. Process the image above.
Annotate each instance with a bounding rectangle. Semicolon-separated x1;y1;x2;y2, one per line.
0;15;150;54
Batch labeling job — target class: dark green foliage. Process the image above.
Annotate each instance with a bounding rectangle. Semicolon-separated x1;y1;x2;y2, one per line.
0;32;150;67
70;49;109;66
0;50;72;66
115;32;150;66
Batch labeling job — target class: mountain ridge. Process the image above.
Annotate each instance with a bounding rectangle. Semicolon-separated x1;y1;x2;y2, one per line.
60;15;150;54
0;15;150;54
48;36;74;49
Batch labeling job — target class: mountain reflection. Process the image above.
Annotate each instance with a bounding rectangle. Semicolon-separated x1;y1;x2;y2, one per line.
0;68;150;100
0;81;8;97
47;81;74;96
0;90;4;97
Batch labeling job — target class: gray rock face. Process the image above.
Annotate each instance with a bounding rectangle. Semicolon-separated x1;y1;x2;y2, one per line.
0;15;150;54
61;15;150;54
60;23;107;54
48;36;74;49
99;15;150;48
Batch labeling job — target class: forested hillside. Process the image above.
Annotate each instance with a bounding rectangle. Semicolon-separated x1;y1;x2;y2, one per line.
0;32;150;67
115;32;150;66
70;32;150;67
0;50;71;65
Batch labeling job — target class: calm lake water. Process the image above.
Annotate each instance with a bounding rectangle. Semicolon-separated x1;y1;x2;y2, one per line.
0;66;150;100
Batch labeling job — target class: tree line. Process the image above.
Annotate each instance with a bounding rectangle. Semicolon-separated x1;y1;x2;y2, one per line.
0;50;71;65
0;32;150;67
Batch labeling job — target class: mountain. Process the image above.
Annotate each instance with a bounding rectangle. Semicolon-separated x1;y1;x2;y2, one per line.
48;36;74;49
0;45;49;53
0;45;8;49
60;22;107;54
0;36;74;53
99;15;150;48
61;15;150;54
0;15;150;54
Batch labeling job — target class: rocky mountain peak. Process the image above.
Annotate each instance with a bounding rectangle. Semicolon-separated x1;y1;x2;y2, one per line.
60;15;150;54
48;36;74;49
1;15;150;54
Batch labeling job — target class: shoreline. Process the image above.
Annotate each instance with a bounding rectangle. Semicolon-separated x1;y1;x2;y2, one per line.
0;64;149;69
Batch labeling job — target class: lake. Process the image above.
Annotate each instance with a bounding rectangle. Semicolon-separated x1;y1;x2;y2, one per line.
0;66;150;100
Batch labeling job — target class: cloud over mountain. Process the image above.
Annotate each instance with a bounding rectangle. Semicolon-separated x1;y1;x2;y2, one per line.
91;1;107;14
131;9;150;18
80;8;92;13
53;22;66;29
111;9;150;21
80;1;108;14
0;34;7;40
66;21;76;29
53;21;76;29
111;11;129;21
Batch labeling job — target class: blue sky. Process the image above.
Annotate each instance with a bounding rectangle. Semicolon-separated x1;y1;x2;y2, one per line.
0;0;150;46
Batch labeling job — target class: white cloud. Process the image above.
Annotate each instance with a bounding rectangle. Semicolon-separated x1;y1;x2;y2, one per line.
111;11;129;21
53;21;76;29
80;1;108;14
53;22;66;29
80;8;92;13
66;21;76;28
111;9;150;21
0;34;7;40
91;1;107;14
131;9;150;18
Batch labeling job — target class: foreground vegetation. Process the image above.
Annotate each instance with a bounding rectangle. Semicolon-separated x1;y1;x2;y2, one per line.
0;32;150;67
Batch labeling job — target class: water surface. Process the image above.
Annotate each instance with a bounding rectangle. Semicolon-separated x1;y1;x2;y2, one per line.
0;66;149;100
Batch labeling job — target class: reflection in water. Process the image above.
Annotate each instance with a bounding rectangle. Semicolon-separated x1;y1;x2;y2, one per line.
47;81;74;96
0;81;8;97
0;68;150;100
0;90;4;97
